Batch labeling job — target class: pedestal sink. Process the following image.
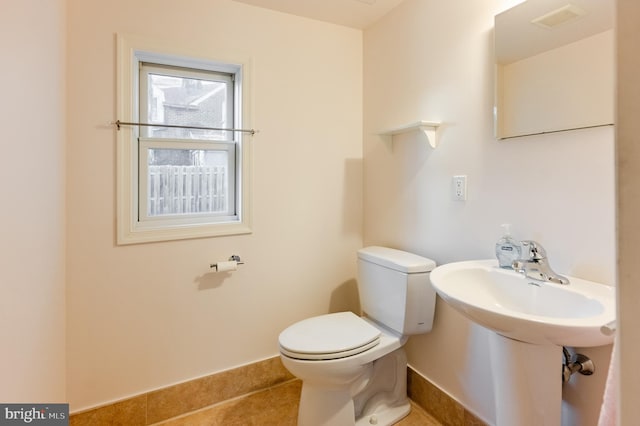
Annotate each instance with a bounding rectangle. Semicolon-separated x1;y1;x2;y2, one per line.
430;260;615;426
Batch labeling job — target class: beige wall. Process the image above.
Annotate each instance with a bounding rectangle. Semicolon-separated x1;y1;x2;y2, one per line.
0;0;67;401
363;0;615;424
66;0;362;411
617;1;640;424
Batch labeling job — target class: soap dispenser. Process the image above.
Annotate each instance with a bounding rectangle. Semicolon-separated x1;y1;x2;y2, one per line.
495;224;521;269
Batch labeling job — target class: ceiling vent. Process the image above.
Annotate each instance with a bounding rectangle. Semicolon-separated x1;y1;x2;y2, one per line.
531;3;587;29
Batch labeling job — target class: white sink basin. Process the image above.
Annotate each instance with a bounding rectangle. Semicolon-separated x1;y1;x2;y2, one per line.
430;260;615;347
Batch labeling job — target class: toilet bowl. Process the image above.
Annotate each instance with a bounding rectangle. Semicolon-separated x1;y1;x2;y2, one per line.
279;247;437;426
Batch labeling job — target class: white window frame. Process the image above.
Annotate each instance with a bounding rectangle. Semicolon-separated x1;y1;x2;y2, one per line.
137;62;237;223
138;138;237;222
116;34;252;244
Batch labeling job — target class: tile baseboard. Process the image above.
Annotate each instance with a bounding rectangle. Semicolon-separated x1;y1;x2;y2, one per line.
408;367;488;426
70;357;487;426
70;356;295;425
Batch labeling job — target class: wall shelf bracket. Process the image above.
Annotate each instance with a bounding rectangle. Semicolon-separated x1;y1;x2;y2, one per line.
378;121;440;148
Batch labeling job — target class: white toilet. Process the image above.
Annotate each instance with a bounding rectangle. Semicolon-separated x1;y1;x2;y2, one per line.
278;246;437;426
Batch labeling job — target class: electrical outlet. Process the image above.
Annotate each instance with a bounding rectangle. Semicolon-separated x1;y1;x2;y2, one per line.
453;175;467;201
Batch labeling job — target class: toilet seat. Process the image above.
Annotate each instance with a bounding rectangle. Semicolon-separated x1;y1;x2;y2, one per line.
279;312;381;360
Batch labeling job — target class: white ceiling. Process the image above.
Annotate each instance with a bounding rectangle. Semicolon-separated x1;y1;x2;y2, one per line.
232;0;406;29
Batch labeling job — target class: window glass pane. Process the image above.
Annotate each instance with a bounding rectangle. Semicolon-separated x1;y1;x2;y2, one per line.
146;148;229;217
146;73;230;140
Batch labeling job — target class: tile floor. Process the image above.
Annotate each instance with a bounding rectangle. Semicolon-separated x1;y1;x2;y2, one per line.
155;380;442;426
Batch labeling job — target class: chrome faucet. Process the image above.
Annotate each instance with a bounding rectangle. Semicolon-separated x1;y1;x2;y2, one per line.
512;241;570;285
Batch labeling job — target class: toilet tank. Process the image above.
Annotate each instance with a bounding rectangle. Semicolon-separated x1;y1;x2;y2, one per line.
357;246;437;335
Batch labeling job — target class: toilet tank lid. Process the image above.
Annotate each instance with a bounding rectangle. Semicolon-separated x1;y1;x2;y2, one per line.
358;246;436;273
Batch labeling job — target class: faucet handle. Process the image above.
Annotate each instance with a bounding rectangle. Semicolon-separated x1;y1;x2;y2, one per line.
521;240;546;260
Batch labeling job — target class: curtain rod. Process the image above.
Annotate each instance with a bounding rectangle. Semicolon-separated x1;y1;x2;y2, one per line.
112;120;256;136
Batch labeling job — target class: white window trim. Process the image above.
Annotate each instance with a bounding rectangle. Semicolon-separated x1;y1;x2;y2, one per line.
116;34;253;244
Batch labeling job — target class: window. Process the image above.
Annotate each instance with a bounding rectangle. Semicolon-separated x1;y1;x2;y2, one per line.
138;63;236;221
117;35;252;244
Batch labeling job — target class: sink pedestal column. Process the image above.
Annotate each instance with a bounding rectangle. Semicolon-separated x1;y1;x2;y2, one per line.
489;333;562;426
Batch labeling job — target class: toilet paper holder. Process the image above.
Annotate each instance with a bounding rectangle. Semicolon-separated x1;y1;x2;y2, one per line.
210;255;244;271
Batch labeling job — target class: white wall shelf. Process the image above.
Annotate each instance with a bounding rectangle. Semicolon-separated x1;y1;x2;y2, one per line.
379;121;441;148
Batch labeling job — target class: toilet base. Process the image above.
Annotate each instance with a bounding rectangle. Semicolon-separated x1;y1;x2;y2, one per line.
298;383;358;426
355;404;410;426
297;348;410;426
297;386;410;426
